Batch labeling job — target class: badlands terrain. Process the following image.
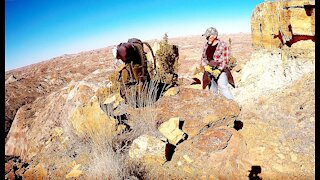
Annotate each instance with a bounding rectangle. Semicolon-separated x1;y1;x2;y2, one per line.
5;33;251;138
5;1;315;178
5;32;315;179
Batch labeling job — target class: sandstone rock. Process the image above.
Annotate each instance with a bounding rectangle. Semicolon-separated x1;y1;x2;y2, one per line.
158;117;186;145
129;134;167;165
154;88;240;138
232;49;314;105
168;127;251;178
69;96;124;142
251;0;315;49
289;8;314;36
5;81;97;160
290;39;315;49
163;87;180;97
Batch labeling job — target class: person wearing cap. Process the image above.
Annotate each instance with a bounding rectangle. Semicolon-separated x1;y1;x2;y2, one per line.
200;27;235;100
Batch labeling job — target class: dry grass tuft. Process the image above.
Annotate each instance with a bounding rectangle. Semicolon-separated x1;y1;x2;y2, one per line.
61;79;166;179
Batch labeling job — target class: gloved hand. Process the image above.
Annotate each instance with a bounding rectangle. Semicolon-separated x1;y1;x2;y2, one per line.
204;65;214;74
212;69;221;79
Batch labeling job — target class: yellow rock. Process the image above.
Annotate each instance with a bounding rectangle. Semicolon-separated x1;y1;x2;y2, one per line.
290;8;313;36
129;134;167;165
251;1;315;49
163;87;180;97
158;117;185;145
69;98;123;142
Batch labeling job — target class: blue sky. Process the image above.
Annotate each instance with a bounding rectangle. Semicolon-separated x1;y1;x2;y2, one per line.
5;0;263;71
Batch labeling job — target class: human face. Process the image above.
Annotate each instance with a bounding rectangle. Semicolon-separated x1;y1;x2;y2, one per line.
208;35;217;44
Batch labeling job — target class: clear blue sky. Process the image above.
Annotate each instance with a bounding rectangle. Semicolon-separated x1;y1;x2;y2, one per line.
5;0;263;71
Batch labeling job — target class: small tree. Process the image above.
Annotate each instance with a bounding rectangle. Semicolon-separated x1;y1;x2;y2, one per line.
154;33;179;85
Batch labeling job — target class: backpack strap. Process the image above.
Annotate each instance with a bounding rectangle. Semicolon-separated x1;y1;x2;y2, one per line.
142;42;157;70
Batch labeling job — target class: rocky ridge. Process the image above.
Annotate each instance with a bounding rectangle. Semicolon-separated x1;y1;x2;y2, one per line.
5;0;315;179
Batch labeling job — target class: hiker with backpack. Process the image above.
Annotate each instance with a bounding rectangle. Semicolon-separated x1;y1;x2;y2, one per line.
201;27;235;100
112;38;156;101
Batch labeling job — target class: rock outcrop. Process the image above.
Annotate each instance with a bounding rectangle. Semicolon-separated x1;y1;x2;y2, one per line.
5;80;103;161
251;0;315;49
158;117;186;145
5;47;115;138
69;96;125;142
168;127;251;179
154;88;240;138
129;134;167;165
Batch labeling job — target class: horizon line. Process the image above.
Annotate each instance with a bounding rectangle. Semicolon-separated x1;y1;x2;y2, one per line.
5;32;251;72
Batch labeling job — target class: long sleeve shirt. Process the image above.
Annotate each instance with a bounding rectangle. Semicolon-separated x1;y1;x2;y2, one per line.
201;39;230;71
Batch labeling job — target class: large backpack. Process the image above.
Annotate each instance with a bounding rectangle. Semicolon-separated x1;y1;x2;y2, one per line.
116;38;157;101
128;38;156;70
116;38;156;84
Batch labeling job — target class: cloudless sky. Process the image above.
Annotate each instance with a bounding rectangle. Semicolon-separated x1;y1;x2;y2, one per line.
5;0;263;71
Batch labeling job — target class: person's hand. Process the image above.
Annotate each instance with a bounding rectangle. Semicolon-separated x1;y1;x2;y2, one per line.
212;69;221;79
204;65;214;74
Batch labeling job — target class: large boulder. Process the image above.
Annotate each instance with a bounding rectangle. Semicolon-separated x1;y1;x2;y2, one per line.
154;88;240;138
167;127;251;179
5;82;95;160
69;96;125;142
129;134;167;165
251;0;315;49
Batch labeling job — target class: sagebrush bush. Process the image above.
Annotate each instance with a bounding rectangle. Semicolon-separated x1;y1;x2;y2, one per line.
153;33;179;85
